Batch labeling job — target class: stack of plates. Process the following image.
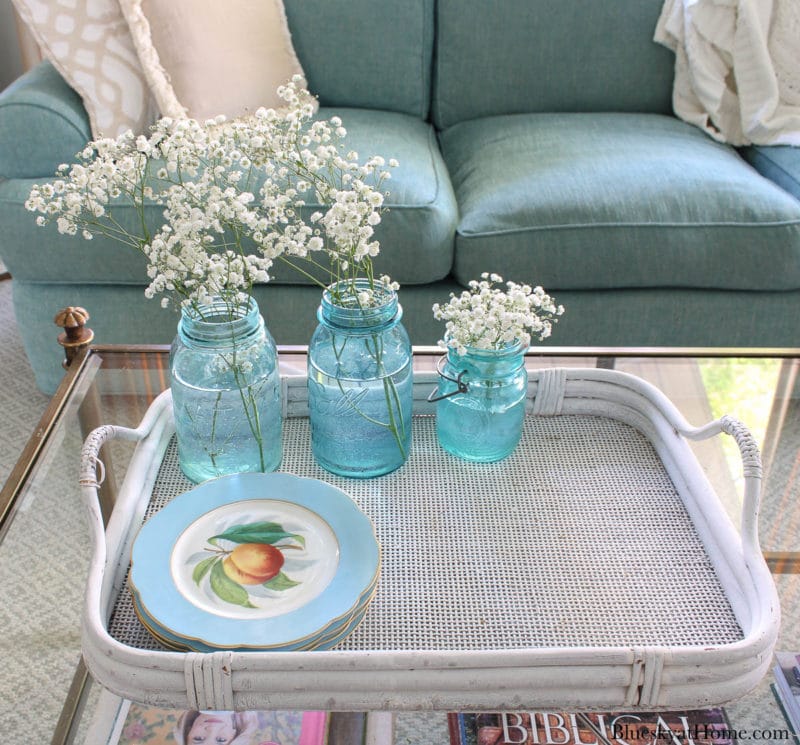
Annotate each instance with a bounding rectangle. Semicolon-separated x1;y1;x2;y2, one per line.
129;472;380;652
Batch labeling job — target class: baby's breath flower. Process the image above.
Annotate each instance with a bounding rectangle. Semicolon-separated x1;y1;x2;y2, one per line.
26;75;400;311
433;274;564;355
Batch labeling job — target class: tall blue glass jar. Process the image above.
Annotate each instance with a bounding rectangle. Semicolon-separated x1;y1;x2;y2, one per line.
169;297;282;483
308;281;413;478
435;342;528;462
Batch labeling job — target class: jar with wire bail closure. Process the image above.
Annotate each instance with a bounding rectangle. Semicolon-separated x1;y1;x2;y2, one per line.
432;340;527;462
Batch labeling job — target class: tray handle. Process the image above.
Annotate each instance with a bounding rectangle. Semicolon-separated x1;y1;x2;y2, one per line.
80;390;174;623
720;414;762;560
682;414;762;558
80;389;172;522
80;425;119;488
79;389;174;493
593;368;765;564
718;414;763;479
80;422;157;551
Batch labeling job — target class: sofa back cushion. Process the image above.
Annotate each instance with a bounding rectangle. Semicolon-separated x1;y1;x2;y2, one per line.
284;0;434;119
433;0;675;130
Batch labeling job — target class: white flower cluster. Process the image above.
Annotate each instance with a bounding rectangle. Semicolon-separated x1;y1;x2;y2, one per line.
432;273;564;355
25;76;399;312
352;274;399;308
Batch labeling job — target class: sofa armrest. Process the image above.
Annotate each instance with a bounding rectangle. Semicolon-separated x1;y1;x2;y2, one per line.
0;61;91;179
739;145;800;203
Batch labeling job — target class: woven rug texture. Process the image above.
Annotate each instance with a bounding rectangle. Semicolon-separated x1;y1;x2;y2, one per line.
0;275;49;485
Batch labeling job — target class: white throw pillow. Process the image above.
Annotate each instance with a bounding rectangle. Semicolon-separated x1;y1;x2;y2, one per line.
11;0;158;138
119;0;311;122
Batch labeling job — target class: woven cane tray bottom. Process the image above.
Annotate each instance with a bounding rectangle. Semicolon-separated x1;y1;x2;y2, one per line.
108;414;742;653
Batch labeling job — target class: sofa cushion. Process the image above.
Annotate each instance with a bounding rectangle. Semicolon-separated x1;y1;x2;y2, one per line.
120;0;310;121
0;62;91;179
433;0;674;130
739;145;800;202
439;112;800;291
269;108;457;285
0;108;456;287
17;279;800;394
284;0;433;119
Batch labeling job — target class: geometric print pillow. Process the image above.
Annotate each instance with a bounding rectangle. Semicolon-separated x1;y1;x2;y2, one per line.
11;0;158;138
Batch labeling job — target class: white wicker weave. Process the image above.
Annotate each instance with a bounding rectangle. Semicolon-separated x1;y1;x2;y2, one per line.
79;368;779;711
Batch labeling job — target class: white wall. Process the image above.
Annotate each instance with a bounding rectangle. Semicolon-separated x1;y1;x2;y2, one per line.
0;0;24;91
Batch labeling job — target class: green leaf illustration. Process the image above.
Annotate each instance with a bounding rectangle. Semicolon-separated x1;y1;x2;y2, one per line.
209;521;305;548
210;560;257;608
192;556;218;586
263;571;301;591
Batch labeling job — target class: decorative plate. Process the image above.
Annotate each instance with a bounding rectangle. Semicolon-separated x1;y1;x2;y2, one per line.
130;472;380;650
132;577;378;652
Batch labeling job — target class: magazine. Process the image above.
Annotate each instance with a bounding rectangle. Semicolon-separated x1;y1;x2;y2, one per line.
448;708;737;745
86;691;330;745
773;651;800;739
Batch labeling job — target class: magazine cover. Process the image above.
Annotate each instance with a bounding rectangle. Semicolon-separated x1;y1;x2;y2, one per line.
772;685;800;745
773;651;800;739
91;695;329;745
448;709;736;745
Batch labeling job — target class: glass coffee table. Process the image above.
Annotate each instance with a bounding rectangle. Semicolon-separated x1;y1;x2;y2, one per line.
2;345;799;744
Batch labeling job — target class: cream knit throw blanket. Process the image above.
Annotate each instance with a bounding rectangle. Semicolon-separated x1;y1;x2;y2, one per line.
655;0;800;145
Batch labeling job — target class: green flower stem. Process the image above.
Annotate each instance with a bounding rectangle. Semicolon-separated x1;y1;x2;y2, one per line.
366;334;407;458
330;332;407;460
181;390;228;467
209;390;222;468
230;367;266;473
277;255;329;288
187;296;270;475
219;302;268;473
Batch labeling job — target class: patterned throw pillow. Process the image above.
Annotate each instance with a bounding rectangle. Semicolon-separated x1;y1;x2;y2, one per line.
11;0;158;138
118;0;311;122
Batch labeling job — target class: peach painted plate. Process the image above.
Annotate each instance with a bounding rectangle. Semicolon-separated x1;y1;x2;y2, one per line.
130;575;378;653
129;472;380;651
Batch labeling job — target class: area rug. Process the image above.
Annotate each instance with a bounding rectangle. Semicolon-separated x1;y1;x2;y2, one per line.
0;271;49;484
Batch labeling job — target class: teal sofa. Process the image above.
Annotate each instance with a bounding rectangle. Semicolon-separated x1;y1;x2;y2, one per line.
1;0;800;392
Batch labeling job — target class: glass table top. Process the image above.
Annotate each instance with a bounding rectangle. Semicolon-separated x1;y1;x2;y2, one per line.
1;346;799;743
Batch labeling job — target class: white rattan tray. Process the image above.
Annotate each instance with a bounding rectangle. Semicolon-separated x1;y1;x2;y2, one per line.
79;367;779;712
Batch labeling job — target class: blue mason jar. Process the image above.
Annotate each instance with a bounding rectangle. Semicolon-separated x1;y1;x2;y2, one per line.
169;297;282;483
435;342;528;462
308;281;413;477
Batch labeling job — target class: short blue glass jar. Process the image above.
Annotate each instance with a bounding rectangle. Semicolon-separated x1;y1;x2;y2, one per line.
307;281;413;478
169;297;283;483
435;342;528;462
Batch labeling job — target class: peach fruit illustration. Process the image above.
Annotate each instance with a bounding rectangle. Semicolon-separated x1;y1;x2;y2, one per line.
222;542;285;585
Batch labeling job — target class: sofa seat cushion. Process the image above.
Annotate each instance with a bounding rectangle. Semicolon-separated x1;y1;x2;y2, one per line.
0;108;457;287
439;112;800;291
270;108;457;286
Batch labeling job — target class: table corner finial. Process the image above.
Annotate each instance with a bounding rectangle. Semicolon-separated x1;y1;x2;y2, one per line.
54;305;94;368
